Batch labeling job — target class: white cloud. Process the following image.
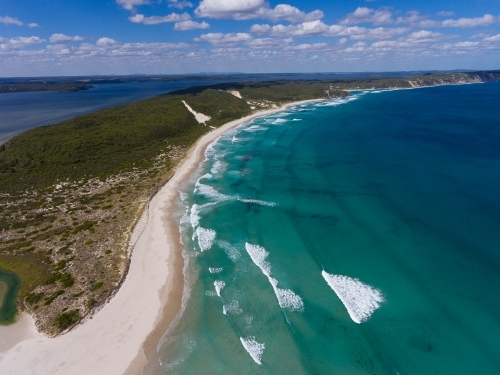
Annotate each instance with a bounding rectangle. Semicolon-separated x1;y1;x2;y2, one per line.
251;20;406;40
1;36;45;49
406;30;446;42
0;16;24;26
483;34;500;42
441;14;498;28
128;12;190;24
49;34;85;43
168;0;193;9
284;42;328;51
96;37;120;47
437;11;454;17
195;0;323;22
28;23;40;28
116;0;149;11
195;32;253;45
247;37;293;48
174;20;210;30
340;7;393;25
453;41;479;47
120;42;190;50
420;14;499;28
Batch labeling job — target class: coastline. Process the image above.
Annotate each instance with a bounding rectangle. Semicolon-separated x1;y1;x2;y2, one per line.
0;99;320;375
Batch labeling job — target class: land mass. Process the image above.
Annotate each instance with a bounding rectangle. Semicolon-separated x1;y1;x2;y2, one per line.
0;71;499;336
1;69;499;93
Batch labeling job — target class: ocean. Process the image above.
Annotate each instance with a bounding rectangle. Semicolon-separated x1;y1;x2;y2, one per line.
155;83;500;374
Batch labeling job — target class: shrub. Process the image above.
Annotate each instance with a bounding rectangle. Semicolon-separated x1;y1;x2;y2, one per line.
91;281;104;291
25;292;44;305
55;309;80;330
60;273;75;288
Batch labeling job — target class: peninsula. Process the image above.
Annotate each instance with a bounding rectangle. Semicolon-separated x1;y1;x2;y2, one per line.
0;72;499;373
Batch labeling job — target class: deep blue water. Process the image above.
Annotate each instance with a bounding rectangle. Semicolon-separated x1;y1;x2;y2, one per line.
155;83;500;374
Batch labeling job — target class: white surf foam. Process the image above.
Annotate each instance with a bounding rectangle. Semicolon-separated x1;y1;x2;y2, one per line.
195;182;232;202
321;271;384;324
189;202;216;230
179;191;189;202
223;300;243;315
209;267;223;274
319;96;358;107
238;198;278;207
214;280;225;297
240;337;265;365
245;243;304;311
244;125;267;132
217;241;241;261
196;227;216;251
292;118;302;121
205;290;217;297
199;172;212;181
272;118;287;124
244;315;253;327
189;203;202;229
210;160;228;175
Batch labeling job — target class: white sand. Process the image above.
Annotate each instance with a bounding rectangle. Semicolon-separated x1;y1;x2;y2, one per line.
182;100;211;124
0;99;320;375
228;90;242;99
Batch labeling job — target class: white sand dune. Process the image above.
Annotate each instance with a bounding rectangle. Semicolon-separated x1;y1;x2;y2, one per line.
182;100;211;124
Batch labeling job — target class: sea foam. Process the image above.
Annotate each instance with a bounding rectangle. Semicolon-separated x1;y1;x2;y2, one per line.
217;241;241;261
196;227;216;251
195;182;232;202
321;271;384;324
272;118;287;124
240;337;265;365
245;243;304;311
244;125;267;132
223;299;243;315
238;198;278;207
209;267;223;274
214;280;225;297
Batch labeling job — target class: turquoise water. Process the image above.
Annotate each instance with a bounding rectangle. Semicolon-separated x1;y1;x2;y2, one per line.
0;268;21;325
156;83;500;374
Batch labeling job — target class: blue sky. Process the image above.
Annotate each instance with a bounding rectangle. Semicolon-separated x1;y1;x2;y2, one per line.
1;0;499;76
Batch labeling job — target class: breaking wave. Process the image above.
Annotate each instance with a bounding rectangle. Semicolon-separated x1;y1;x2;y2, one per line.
245;243;304;311
240;337;265;365
196;227;216;251
321;271;384;324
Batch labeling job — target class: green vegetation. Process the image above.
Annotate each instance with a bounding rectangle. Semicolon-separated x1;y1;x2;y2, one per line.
25;292;44;305
54;309;80;330
0;80;92;93
90;281;104;291
1;72;498;335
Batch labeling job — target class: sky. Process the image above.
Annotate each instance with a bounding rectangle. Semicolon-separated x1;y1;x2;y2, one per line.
1;0;499;76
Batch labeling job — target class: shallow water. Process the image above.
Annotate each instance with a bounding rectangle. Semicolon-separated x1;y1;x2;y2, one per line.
0;268;21;325
155;83;500;374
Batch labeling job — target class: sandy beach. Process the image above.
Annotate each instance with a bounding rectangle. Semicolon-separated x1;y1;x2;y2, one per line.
0;99;318;375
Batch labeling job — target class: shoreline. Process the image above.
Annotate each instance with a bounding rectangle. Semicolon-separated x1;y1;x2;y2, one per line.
0;99;319;374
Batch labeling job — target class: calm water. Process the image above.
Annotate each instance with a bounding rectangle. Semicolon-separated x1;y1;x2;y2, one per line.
0;268;21;325
155;83;500;374
0;79;228;144
0;73;373;144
